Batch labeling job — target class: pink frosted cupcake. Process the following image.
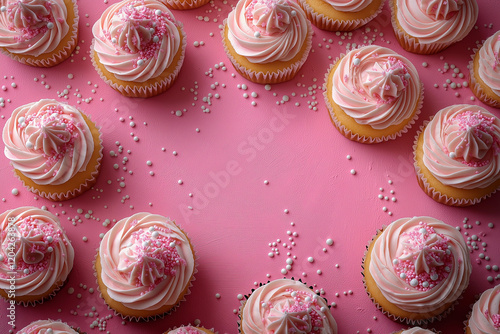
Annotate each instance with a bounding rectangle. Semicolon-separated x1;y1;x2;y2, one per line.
95;212;196;320
0;0;79;67
2;99;103;201
0;207;74;305
91;0;186;98
16;319;83;333
413;104;500;206
222;0;313;84
465;284;500;334
390;0;478;54
324;45;423;143
470;30;500;109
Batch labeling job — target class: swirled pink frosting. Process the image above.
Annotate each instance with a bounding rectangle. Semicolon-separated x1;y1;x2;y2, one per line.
331;45;421;129
368;216;471;314
167;326;208;334
2;99;95;186
0;207;74;298
17;319;79;334
399;327;436;333
0;0;70;56
240;278;338;334
395;0;478;45
478;31;500;98
227;0;309;64
468;285;500;333
422;104;500;189
324;0;372;12
92;0;182;83
98;212;195;311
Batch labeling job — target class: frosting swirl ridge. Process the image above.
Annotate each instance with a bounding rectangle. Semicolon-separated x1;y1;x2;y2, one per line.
324;0;372;12
468;285;500;333
478;30;500;98
17;319;79;333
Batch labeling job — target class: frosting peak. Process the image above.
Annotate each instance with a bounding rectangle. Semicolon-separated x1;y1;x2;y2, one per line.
266;298;314;333
8;0;51;29
109;5;155;53
360;56;409;103
419;0;463;20
247;0;294;35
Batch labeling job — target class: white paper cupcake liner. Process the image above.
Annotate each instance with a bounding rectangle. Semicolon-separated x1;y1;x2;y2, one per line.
91;22;186;98
298;0;384;31
323;51;423;144
162;0;211;10
0;0;79;67
468;48;500;109
221;19;313;84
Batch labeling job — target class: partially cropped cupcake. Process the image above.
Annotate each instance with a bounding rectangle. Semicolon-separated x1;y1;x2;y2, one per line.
465;284;500;334
413;104;500;206
393;327;439;334
298;0;384;31
2;99;103;201
16;319;83;333
0;0;79;67
222;0;313;84
324;45;423;143
164;325;215;334
470;30;500;109
159;0;210;10
91;0;186;98
390;0;478;54
95;212;196;320
363;216;472;325
239;278;338;333
0;207;74;305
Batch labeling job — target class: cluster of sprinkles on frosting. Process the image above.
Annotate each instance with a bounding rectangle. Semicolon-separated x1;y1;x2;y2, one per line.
117;220;186;289
392;222;453;291
103;0;175;67
4;0;57;42
419;0;463;20
245;0;297;37
484;309;500;329
175;327;205;334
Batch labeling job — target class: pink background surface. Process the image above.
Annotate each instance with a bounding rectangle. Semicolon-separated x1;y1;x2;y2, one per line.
0;0;499;333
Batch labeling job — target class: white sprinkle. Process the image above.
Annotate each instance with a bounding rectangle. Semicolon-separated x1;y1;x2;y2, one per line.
326;238;333;246
11;188;19;196
308;257;314;263
350;169;356;175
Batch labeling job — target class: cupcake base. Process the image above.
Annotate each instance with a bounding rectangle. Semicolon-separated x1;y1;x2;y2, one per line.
161;0;211;10
0;279;66;306
469;51;500;109
413;127;500;206
13;112;103;201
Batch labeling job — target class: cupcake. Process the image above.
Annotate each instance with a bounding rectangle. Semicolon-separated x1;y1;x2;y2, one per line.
222;0;313;84
95;212;196;320
390;0;478;54
469;30;500;109
324;45;423;143
164;325;216;334
239;278;338;334
91;0;186;98
159;0;210;10
0;0;79;67
2;99;103;201
413;104;500;207
393;327;439;334
0;207;74;305
465;284;500;334
298;0;384;31
16;319;83;333
363;217;472;325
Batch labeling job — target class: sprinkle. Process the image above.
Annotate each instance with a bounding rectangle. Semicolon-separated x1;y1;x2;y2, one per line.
11;188;19;196
326;239;333;246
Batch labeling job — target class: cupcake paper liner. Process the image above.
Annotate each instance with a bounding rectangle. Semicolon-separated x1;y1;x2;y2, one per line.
0;0;79;67
221;19;313;85
162;0;211;10
90;22;187;98
1;279;68;307
412;122;498;207
323;51;423;144
298;0;384;31
468;48;500;109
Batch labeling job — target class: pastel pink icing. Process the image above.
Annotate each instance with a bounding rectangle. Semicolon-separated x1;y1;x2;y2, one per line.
399;327;436;334
2;99;95;186
227;0;310;64
240;278;338;334
17;319;79;333
422;104;500;189
368;216;471;314
98;212;195;311
0;207;74;298
167;326;208;334
478;30;500;98
324;0;372;12
92;0;182;83
331;45;421;129
395;0;478;45
467;284;500;333
0;0;70;56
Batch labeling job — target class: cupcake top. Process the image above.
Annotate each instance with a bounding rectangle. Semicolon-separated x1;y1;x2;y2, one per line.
394;0;478;45
422;104;500;189
324;0;372;12
17;319;79;334
477;30;500;98
2;99;95;186
166;326;211;334
98;212;195;311
0;207;74;299
92;0;182;82
226;0;310;64
368;216;471;314
240;278;338;334
398;327;436;334
330;45;421;129
0;0;70;56
467;284;500;333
